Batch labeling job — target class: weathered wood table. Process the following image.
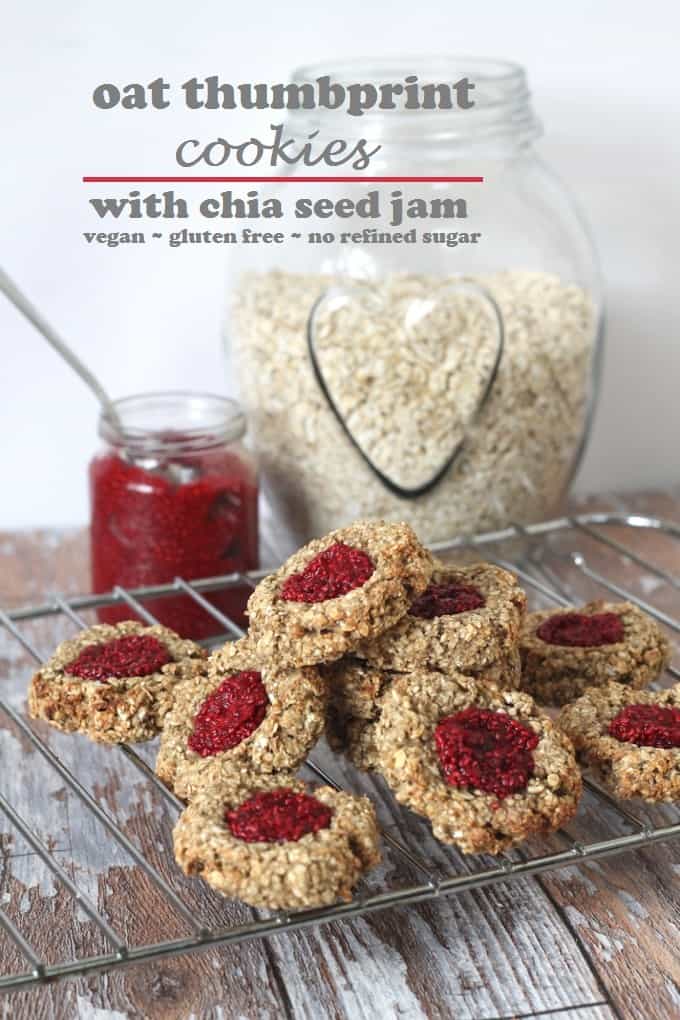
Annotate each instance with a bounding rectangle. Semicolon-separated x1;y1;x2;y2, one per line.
1;490;679;1020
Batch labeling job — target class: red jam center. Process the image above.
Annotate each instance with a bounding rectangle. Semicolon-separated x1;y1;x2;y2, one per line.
65;634;171;681
536;611;624;647
608;704;680;748
90;447;258;640
280;542;374;603
434;708;539;800
187;671;269;757
410;583;485;620
226;788;333;843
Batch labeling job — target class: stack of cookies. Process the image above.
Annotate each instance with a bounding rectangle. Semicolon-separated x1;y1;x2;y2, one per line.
169;519;583;865
323;560;528;773
27;517;676;911
253;524;583;856
169;519;432;906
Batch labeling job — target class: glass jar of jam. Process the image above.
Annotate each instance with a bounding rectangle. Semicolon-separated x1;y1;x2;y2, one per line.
90;392;259;639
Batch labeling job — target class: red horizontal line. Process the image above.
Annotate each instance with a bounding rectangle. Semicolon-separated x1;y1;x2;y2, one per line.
82;175;484;183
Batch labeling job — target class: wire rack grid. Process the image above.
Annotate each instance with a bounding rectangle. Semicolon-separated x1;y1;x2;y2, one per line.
0;511;679;993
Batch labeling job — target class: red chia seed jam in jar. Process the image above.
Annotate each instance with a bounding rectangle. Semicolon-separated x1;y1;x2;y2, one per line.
90;392;258;639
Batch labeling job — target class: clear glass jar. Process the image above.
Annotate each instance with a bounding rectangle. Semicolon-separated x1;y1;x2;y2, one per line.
90;392;259;638
225;57;602;553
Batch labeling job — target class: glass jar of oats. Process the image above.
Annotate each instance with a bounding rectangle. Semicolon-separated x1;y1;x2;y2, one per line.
225;57;602;553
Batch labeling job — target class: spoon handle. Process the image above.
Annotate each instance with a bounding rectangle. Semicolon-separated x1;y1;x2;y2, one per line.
0;265;114;414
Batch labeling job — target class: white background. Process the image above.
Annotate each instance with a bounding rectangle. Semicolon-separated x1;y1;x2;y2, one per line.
1;1;678;528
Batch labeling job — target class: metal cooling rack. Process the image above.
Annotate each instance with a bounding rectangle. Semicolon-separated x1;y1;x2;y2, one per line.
1;511;679;992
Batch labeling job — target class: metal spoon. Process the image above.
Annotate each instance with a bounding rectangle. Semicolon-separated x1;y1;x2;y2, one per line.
0;266;199;483
0;265;117;418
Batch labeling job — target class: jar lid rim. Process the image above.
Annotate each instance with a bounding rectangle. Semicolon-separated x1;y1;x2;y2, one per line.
292;54;527;85
287;55;538;145
99;390;246;453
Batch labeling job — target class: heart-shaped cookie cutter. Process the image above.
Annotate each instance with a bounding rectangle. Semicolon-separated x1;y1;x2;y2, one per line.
307;278;505;500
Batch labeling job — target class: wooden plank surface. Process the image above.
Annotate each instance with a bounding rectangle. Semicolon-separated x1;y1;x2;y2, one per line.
0;610;605;1019
529;490;680;1020
0;492;679;1020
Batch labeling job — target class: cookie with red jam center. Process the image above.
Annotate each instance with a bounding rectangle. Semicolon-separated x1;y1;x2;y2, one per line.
173;773;381;909
187;671;268;757
536;612;624;648
28;621;206;744
246;520;433;668
280;542;375;603
410;582;485;619
608;704;680;748
323;650;524;774
434;708;539;799
155;638;327;800
353;561;526;683
520;600;670;707
375;670;581;854
559;681;680;802
226;788;332;843
66;634;172;681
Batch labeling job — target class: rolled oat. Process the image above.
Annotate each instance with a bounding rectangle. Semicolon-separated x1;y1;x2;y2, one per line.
232;269;596;549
